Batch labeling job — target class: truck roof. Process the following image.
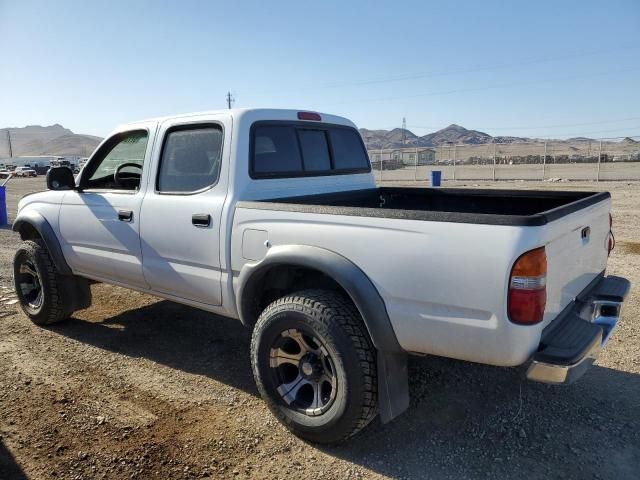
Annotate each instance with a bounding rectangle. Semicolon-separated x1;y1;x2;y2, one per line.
119;108;355;130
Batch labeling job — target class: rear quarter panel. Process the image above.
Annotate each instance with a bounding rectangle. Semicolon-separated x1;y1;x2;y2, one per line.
231;206;562;367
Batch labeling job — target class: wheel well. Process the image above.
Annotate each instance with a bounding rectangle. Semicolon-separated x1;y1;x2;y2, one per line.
243;265;351;327
17;222;42;241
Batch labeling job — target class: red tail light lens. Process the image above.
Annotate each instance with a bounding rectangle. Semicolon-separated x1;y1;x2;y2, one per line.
297;111;321;121
508;247;547;325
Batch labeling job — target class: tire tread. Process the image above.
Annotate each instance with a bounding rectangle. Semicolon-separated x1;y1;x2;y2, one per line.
14;240;68;325
251;289;377;443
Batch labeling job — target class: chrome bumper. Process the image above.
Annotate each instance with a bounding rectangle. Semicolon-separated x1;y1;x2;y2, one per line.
526;275;629;385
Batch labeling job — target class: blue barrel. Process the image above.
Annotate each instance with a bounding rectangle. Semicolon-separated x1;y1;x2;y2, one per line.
0;185;7;227
430;170;442;187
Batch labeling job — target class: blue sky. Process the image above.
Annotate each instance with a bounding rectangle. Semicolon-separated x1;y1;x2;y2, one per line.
1;0;639;139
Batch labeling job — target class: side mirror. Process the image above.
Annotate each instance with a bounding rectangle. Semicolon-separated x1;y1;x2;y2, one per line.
46;166;76;191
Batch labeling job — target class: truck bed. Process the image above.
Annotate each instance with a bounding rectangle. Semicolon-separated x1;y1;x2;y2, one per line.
237;187;610;226
233;184;612;366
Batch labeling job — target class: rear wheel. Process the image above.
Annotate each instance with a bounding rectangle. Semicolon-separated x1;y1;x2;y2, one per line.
251;289;377;444
13;240;68;325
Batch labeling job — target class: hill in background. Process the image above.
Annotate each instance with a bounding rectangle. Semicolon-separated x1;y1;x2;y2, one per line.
359;124;537;150
0;124;102;157
0;121;619;157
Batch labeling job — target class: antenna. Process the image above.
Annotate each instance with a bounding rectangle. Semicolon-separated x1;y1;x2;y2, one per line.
226;91;235;109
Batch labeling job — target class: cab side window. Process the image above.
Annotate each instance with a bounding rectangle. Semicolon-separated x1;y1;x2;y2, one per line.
82;130;148;190
157;125;223;193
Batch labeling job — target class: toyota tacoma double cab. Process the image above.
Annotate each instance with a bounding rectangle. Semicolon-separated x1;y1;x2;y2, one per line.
12;109;630;443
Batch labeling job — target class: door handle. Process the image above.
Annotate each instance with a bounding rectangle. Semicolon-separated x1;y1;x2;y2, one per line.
118;210;133;222
192;213;211;227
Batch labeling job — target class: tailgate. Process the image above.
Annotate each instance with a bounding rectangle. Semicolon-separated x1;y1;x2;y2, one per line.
543;197;611;324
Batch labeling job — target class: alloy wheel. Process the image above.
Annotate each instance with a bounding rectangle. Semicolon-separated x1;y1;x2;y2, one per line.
17;259;43;310
269;328;338;416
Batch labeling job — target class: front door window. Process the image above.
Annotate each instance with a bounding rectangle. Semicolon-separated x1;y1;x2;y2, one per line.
81;130;148;191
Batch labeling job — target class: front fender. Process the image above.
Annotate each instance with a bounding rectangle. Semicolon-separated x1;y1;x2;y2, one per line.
13;210;72;275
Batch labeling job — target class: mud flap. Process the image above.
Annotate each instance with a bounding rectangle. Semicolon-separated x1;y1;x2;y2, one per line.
60;275;92;314
377;350;409;423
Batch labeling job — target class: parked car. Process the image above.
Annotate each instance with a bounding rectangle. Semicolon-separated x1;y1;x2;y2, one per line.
14;166;38;177
0;169;12;179
11;109;630;444
34;165;51;176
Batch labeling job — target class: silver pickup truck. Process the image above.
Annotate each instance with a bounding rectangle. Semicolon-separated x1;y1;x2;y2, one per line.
12;109;630;443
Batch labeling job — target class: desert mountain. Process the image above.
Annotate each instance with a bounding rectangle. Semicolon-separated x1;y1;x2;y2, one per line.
0;124;102;157
421;124;492;146
360;124;499;149
2;122;610;156
360;124;536;149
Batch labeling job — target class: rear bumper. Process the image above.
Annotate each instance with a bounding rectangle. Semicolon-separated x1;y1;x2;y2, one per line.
526;275;630;385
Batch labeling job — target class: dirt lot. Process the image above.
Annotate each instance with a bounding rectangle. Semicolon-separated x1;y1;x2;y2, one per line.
1;177;639;480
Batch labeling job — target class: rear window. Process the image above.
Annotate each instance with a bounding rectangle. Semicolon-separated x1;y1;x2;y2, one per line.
253;125;302;175
251;122;370;178
298;130;331;171
330;128;369;170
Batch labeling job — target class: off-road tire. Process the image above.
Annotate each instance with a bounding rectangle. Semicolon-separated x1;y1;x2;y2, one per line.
251;289;377;444
13;240;68;325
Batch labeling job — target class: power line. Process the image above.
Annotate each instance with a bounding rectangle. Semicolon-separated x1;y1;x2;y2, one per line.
326;65;640;106
257;44;640;95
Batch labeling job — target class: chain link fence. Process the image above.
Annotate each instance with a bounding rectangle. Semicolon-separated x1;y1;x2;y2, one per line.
368;136;640;183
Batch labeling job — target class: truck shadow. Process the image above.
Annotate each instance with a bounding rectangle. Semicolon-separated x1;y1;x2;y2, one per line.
48;299;640;479
325;360;640;479
0;440;28;480
48;299;258;395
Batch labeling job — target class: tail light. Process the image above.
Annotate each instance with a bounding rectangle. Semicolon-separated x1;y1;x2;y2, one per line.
608;213;615;256
508;247;547;325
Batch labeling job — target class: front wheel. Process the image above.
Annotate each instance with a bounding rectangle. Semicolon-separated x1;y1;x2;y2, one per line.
251;289;377;444
13;240;69;325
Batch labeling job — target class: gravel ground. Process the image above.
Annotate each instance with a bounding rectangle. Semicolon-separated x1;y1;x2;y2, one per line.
0;177;638;480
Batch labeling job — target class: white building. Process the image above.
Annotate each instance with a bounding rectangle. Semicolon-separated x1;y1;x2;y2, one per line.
0;155;56;168
0;155;84;169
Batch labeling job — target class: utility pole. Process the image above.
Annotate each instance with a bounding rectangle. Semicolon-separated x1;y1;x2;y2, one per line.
402;117;407;145
542;141;547;180
453;143;457;181
226;91;234;109
597;140;602;182
7;130;13;158
492;141;497;181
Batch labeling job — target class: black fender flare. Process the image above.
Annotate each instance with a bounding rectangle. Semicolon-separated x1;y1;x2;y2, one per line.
237;244;409;423
12;211;92;313
13;210;72;275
